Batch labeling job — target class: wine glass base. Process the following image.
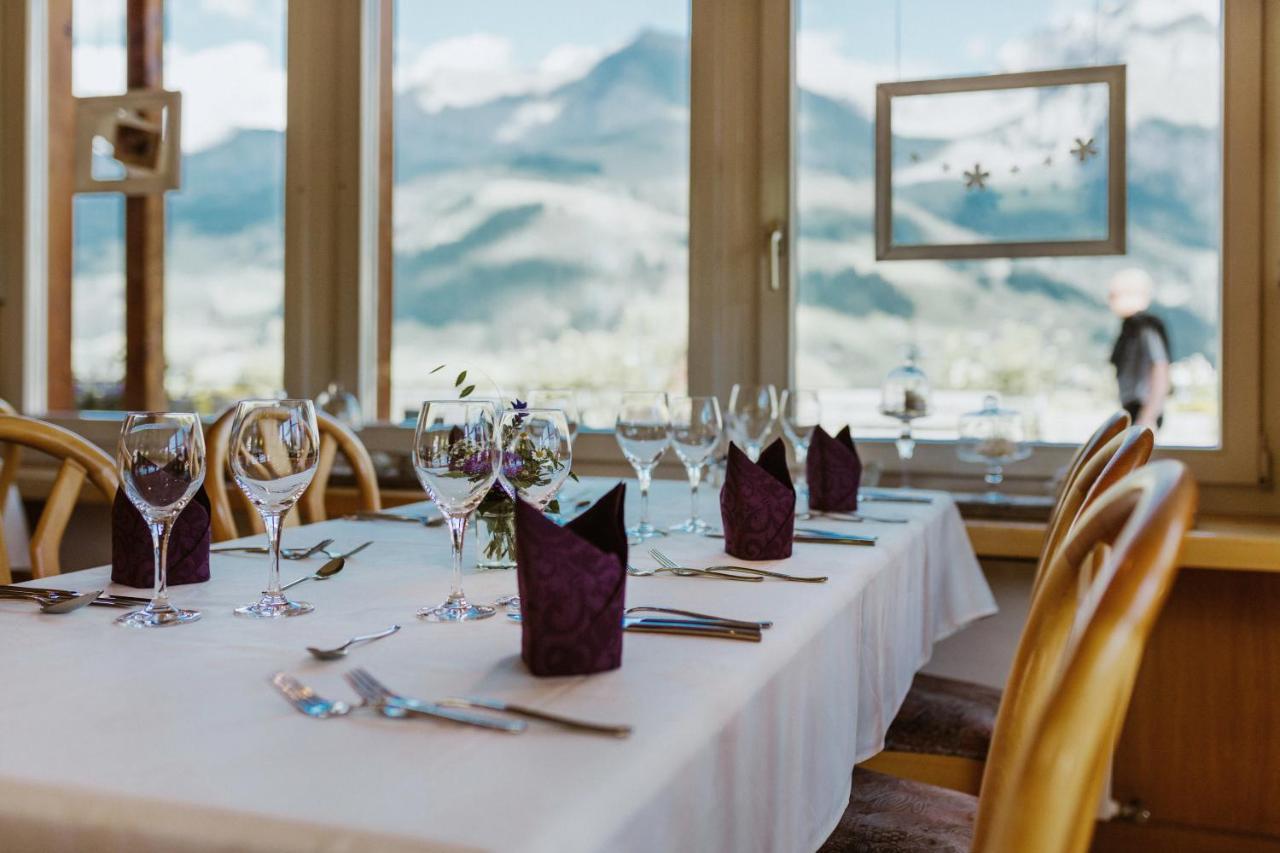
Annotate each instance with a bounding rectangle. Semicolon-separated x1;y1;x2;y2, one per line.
115;606;200;628
418;601;496;622
235;596;314;618
626;523;667;541
668;518;708;534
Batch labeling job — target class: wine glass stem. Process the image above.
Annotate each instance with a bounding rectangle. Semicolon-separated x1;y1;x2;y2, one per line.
638;467;652;527
263;511;283;595
147;520;172;610
446;514;467;601
686;464;701;525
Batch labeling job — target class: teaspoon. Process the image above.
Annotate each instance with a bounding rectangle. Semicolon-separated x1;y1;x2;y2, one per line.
281;556;345;591
306;624;401;661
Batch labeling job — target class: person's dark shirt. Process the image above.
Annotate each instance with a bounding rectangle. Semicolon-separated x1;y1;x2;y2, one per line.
1110;311;1170;409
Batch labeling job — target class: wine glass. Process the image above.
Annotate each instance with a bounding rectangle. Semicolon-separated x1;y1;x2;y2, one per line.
115;412;206;628
780;388;822;510
525;389;580;445
414;400;499;621
668;396;722;533
497;408;572;617
614;392;671;540
727;383;778;461
229;399;321;618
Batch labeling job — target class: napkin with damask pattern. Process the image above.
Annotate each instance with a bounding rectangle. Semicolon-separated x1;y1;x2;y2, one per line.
806;425;863;512
111;487;212;587
515;482;627;677
719;439;794;560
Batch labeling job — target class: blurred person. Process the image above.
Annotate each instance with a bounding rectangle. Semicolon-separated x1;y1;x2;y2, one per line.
1107;268;1171;429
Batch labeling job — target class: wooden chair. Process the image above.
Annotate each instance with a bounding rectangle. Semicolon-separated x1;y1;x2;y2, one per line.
205;406;381;542
863;416;1150;794
820;460;1197;853
0;414;119;583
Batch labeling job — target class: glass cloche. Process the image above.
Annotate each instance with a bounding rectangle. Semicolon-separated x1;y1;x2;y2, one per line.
957;394;1031;501
315;382;363;430
880;345;930;463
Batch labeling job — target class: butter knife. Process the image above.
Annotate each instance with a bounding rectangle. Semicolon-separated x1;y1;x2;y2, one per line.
622;616;762;642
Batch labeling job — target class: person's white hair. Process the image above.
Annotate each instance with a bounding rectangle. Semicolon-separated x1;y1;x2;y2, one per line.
1108;268;1154;318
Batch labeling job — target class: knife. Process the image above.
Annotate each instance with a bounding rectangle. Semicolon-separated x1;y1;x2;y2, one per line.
508;611;760;641
701;529;877;547
0;586;151;606
622;616;762;642
858;490;934;504
438;697;634;738
350;510;443;526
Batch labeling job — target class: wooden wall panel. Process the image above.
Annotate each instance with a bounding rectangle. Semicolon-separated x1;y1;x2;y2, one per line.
1110;569;1280;843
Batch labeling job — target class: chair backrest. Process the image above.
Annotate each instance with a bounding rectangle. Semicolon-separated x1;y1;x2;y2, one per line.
0;399;20;515
0;415;120;582
1031;411;1132;597
205;406;381;542
973;460;1197;853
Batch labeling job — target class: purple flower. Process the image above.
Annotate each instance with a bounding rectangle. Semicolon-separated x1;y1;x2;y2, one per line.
501;449;526;482
454;450;493;477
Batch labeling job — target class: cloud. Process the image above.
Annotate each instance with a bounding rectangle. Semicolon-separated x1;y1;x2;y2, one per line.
200;0;261;19
72;40;285;152
395;33;602;112
795;31;896;116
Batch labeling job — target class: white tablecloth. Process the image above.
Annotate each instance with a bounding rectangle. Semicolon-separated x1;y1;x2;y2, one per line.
0;479;994;853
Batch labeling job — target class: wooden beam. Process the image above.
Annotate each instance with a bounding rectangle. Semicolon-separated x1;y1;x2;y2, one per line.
124;0;167;411
46;0;74;411
376;0;393;421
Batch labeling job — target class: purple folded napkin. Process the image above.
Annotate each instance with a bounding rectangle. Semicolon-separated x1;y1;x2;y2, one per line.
515;483;628;677
111;487;212;588
806;425;863;512
719;439;795;561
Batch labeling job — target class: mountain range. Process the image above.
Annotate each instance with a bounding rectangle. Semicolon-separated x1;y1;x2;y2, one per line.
71;16;1220;436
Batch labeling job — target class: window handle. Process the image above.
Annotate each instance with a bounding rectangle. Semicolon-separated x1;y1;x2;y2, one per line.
768;226;785;292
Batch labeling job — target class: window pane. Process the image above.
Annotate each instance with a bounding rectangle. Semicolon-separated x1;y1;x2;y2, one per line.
165;2;287;412
71;2;127;408
69;2;286;413
796;0;1221;447
391;2;691;424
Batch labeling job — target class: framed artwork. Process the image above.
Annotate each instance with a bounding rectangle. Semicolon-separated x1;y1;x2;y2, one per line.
74;89;183;195
875;65;1125;260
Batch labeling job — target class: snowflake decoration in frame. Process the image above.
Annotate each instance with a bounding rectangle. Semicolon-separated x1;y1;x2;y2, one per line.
874;65;1125;261
73;90;183;195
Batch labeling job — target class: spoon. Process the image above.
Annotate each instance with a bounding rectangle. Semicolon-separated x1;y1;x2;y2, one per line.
306;624;401;661
281;556;345;591
0;589;103;614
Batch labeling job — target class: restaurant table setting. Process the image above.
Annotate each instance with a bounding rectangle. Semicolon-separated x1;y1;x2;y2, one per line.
0;476;993;853
0;393;995;853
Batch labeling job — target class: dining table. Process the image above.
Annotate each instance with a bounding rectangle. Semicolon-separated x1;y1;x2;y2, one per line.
0;477;995;853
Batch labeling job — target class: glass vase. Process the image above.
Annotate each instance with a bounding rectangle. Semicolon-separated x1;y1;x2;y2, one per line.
475;502;517;569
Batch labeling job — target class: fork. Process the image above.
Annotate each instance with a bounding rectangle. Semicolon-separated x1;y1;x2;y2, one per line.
213;538;334;560
625;563;763;582
649;548;828;583
345;668;526;733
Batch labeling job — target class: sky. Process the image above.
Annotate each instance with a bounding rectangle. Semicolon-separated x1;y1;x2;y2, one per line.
69;0;1220;152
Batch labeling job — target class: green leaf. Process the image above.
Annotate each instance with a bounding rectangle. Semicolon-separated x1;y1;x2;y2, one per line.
429;364;445;375
459;384;476;398
568;471;580;482
546;499;561;514
455;370;467;387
